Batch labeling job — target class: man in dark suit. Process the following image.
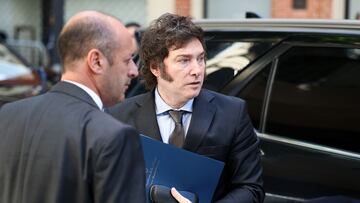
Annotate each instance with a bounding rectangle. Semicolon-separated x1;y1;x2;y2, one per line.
0;11;146;203
109;13;264;203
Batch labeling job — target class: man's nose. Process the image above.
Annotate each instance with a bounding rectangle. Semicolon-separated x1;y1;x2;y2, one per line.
190;60;203;77
129;60;139;78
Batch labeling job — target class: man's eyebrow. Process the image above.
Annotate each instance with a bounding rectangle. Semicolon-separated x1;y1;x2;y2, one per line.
175;52;205;58
175;54;191;58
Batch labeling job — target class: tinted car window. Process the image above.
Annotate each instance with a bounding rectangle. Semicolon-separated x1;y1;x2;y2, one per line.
203;41;273;91
238;64;271;130
266;46;360;153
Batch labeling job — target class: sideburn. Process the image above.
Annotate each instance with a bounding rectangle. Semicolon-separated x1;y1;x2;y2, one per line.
159;63;174;82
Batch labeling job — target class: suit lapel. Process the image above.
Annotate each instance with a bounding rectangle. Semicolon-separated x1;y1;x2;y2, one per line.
50;81;99;109
183;90;216;152
135;92;163;141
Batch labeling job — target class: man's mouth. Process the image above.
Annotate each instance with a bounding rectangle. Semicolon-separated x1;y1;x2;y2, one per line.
189;81;201;85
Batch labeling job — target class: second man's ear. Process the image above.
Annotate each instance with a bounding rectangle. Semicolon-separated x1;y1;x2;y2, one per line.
87;49;105;74
150;62;160;77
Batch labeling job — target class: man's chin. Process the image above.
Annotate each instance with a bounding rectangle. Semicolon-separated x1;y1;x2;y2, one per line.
109;95;125;107
187;90;201;99
118;95;125;103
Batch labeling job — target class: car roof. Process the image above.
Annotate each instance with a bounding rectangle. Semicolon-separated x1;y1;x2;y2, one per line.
194;19;360;35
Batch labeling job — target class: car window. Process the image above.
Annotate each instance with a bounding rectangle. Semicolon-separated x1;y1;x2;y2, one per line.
203;41;274;91
266;46;360;153
238;64;271;130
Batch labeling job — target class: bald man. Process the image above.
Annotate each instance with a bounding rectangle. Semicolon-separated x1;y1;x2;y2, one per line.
0;11;145;203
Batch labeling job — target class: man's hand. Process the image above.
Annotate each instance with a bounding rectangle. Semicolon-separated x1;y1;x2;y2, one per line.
171;187;192;203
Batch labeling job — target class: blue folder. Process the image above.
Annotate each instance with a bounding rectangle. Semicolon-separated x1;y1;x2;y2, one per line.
140;134;224;203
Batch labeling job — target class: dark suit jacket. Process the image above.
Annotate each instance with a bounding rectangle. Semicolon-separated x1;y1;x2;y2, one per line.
0;82;146;203
109;89;264;203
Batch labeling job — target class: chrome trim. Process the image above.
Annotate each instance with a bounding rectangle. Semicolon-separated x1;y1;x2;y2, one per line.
257;133;360;159
265;193;306;202
194;19;360;35
260;149;265;156
194;19;360;29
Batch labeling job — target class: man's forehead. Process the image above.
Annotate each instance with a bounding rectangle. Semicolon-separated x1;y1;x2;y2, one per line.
169;49;205;59
168;40;204;56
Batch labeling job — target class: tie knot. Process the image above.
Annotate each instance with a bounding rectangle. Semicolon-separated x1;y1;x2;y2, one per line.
168;110;183;124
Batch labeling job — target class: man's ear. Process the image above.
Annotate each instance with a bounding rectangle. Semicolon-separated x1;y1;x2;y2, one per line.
150;62;160;77
87;49;105;74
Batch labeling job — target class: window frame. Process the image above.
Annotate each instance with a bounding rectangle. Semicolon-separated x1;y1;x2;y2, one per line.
255;42;360;153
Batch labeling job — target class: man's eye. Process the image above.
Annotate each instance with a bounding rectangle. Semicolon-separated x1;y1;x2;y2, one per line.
125;58;133;64
178;58;189;64
197;56;205;63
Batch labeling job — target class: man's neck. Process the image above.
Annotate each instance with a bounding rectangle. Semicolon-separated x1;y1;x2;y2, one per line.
156;88;187;109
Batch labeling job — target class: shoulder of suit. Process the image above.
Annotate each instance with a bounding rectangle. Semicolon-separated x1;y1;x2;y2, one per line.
120;92;151;106
84;110;138;147
85;108;134;132
108;92;150;114
1;92;47;113
200;88;245;104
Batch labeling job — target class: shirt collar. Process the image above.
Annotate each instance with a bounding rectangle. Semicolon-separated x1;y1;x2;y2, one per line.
62;80;103;110
154;87;193;115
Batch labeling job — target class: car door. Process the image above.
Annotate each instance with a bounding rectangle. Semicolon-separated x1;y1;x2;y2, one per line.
234;36;360;202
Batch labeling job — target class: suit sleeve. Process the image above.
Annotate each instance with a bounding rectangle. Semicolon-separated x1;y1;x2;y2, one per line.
92;124;146;203
216;101;265;203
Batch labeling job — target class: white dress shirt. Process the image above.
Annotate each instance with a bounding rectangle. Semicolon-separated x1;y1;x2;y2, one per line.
154;88;193;144
62;80;103;111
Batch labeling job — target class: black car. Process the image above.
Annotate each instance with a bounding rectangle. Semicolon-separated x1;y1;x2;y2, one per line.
129;19;360;202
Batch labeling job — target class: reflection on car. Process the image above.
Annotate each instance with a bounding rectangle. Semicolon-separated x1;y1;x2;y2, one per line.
0;41;46;106
129;19;360;203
